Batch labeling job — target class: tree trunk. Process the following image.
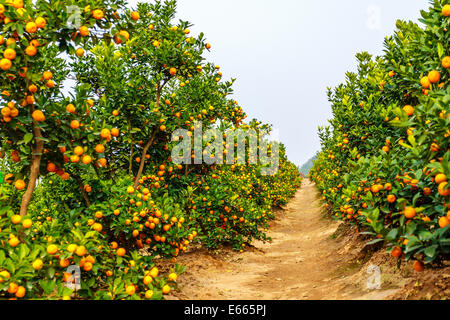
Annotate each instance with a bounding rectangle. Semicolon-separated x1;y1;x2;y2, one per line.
133;129;157;189
74;174;91;207
20;112;44;216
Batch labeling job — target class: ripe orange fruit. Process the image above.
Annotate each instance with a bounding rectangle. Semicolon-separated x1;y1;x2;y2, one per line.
427;70;440;84
25;45;37;56
162;285;170;294
420;76;430;89
59;258;70;268
35;17;46;28
74;146;84;156
391;246;402;258
32;259;43;270
15;179;26;190
98;158;107;167
82;155;92;165
402;105;414;116
75;245;87;256
125;285;136;295
32;110;45;122
66;104;76;113
442;56;450;69
206;43;211;50
413;260;424;272
111;128;119;137
25;21;37;33
45;80;55;88
92;9;104;20
169;67;177;76
145;290;153;299
435;173;447;184
100;128;110;139
8;282;18;294
4;48;16;60
28;84;38;93
387;194;396;203
0;58;12;71
79;26;89;37
438;182;450;196
112;110;119;116
95;144;105;153
75;48;84;57
22;219;32;229
43;71;52;80
47;244;58;255
160;125;166;131
114;30;130;44
439;216;450;229
9;237;19;247
131;11;140;21
116;248;126;256
70;120;80;129
442;4;450;16
11;215;22;224
404;207;416;219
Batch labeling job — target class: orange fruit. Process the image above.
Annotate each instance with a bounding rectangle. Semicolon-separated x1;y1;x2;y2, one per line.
22;219;32;229
45;80;55;88
74;146;84;156
420;76;430;89
442;56;450;69
98;158;107;167
32;110;45;122
79;26;89;37
404;207;416;219
169;67;177;76
391;246;402;258
131;11;140;21
160;125;166;131
438;182;450;196
35;17;46;28
116;248;126;256
402;105;414;116
111;128;119;137
81;155;92;165
25;45;37;56
4;48;16;60
206;43;211;49
428;70;440;84
32;259;43;270
0;270;11;283
442;4;450;16
47;163;57;172
75;48;84;57
435;173;447;184
66;104;76;113
9;237;19;247
413;260;424;272
114;30;129;44
0;58;12;71
112;110;119;116
25;21;37;33
100;128;110;139
162;285;170;294
75;245;87;256
95;144;105;153
43;71;52;80
46;244;58;255
15;179;26;190
8;282;18;294
145;290;153;299
70;120;80;129
125;285;136;295
387;195;396;203
92;9;104;20
28;84;38;93
59;259;70;268
11;215;22;224
439;216;450;229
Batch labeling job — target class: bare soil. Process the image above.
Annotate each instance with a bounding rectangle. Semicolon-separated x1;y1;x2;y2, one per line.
165;180;449;300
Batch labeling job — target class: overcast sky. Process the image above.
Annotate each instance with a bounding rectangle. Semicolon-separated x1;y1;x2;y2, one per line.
129;0;428;166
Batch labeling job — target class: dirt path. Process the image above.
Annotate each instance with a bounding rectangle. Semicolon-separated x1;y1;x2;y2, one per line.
169;181;409;300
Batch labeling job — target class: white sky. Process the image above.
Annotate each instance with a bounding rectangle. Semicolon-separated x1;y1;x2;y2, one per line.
128;0;428;166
